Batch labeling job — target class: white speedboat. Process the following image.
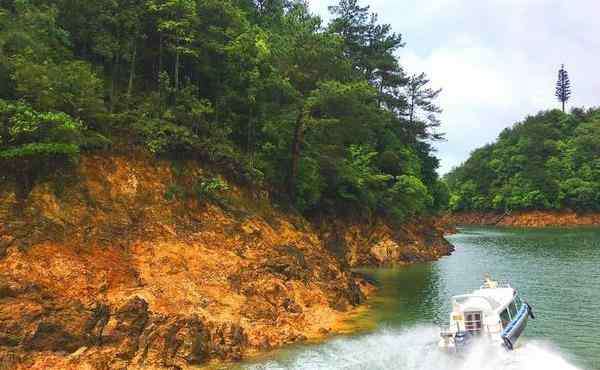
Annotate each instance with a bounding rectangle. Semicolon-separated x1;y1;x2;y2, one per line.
438;275;535;352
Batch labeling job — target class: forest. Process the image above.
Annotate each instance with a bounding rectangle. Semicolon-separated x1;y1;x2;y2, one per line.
446;108;600;212
0;0;448;223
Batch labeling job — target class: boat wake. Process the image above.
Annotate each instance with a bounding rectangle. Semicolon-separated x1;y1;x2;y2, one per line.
246;326;581;370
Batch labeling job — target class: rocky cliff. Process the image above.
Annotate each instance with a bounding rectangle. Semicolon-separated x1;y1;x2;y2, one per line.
0;152;452;369
318;216;454;267
452;211;600;227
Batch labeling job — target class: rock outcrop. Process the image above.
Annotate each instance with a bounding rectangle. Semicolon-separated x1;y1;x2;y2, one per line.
0;152;452;368
452;211;600;227
318;216;454;267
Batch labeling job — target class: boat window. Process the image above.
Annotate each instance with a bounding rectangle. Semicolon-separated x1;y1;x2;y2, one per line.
464;311;483;334
500;309;510;327
515;296;523;310
509;302;518;318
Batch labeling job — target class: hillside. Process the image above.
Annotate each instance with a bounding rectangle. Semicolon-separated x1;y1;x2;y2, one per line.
0;0;449;226
446;108;600;215
0;152;452;368
0;1;458;367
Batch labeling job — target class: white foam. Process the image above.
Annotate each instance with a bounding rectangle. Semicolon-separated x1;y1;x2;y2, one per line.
246;326;582;370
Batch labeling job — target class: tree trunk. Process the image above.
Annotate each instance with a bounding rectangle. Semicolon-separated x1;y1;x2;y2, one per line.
377;81;384;108
109;56;117;113
247;107;254;166
158;34;163;106
562;101;565;113
159;35;163;73
288;112;305;201
408;92;417;144
127;43;137;98
409;93;415;125
114;52;121;110
15;166;33;205
174;39;180;92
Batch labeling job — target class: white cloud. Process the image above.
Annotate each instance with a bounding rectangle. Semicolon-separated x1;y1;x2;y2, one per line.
308;0;600;174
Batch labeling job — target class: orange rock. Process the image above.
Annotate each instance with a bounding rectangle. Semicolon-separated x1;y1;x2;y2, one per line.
0;152;450;368
451;210;600;227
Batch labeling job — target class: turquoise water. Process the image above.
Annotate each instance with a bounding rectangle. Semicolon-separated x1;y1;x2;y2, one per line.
245;227;600;370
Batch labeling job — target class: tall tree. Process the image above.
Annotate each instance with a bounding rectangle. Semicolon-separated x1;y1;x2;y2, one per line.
0;0;448;221
405;73;443;141
328;0;404;85
555;64;571;113
147;0;198;92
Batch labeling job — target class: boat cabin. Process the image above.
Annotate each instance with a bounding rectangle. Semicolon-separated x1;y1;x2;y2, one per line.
439;276;533;351
447;279;523;335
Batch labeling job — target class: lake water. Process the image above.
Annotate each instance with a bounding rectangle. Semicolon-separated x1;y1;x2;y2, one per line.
244;227;600;370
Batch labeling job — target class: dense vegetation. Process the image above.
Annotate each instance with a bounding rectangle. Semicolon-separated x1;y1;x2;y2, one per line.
0;0;448;222
446;108;600;212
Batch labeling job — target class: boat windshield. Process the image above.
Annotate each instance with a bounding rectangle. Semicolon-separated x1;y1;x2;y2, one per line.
500;309;510;327
515;295;523;309
508;302;518;317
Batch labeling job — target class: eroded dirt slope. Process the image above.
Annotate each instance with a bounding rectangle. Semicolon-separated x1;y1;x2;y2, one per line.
0;152;451;369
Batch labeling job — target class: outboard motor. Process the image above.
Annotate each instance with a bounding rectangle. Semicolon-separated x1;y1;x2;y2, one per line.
502;336;514;350
526;302;535;319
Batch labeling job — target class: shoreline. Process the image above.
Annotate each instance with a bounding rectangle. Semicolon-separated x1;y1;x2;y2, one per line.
0;153;453;369
451;210;600;228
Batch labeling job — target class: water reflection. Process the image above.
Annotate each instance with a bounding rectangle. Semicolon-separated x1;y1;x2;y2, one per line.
352;263;447;327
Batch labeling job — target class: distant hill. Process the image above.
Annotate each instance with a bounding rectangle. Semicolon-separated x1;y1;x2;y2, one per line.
446;108;600;212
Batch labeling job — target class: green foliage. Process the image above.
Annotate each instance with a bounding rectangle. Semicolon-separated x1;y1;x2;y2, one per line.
447;108;600;212
0;1;71;61
0;0;447;222
337;145;392;208
0;99;100;197
11;56;105;123
382;175;433;223
164;183;185;201
0;99;84;160
193;176;230;202
432;180;450;210
294;156;324;212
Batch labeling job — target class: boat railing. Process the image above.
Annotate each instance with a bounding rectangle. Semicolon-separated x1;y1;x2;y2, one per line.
480;280;512;289
439;324;456;338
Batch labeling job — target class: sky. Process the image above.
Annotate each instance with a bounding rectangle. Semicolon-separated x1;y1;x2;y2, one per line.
307;0;600;175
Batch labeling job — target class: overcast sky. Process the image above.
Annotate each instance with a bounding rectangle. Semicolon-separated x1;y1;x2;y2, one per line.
308;0;600;174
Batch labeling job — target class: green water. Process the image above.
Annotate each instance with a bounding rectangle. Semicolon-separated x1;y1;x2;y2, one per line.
246;227;600;370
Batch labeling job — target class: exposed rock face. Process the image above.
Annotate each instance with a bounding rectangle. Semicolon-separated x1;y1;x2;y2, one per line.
0;152;452;368
318;217;455;267
452;211;600;227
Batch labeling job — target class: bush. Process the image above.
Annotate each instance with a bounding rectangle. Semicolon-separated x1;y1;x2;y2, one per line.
0;100;84;158
294;156;324;212
432;180;450;211
193;177;230;203
164;184;185;201
383;175;433;223
11;56;106;125
336;145;392;209
0;99;92;197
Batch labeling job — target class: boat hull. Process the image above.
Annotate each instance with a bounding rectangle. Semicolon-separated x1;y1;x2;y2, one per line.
501;304;531;350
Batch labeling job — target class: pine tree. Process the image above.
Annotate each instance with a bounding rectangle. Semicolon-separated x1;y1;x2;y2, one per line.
406;73;443;141
555;64;571;112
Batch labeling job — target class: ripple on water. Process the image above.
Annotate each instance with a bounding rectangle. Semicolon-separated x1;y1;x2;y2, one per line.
244;227;600;370
245;326;581;370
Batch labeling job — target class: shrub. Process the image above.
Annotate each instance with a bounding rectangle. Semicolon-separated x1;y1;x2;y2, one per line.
11;56;106;125
164;183;185;201
193;177;230;203
0;99;105;198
